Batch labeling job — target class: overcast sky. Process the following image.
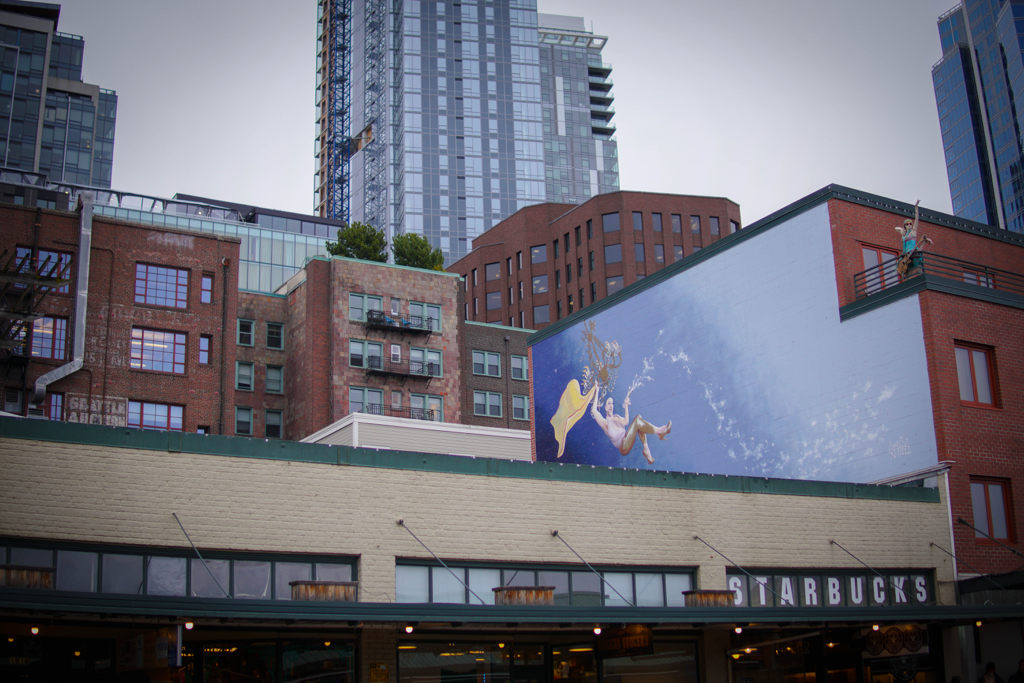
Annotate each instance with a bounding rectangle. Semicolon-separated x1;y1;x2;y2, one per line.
57;0;956;225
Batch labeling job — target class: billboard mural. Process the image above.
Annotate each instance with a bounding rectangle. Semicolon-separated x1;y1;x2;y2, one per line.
533;203;939;482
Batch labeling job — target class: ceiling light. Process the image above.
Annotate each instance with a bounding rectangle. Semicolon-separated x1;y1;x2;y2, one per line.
872;624;879;631
324;641;331;647
732;653;741;659
30;626;39;635
593;626;602;635
185;622;194;630
734;626;742;634
975;620;982;628
405;625;414;634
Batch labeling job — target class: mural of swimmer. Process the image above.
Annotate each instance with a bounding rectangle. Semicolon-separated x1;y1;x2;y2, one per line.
550;320;671;464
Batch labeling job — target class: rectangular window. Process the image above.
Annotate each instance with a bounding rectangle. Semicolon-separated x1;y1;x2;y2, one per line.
236;362;254;391
199;335;212;364
674;245;684;261
391;299;400;316
472;269;478;286
652;213;663;232
349;293;383;321
530;244;547;264
557;300;563;320
579;287;585;307
587;219;593;239
589;251;595;270
963;269;995;288
605;244;622;264
532;273;548;294
18;248;73;293
710;217;720;235
508;286;514;305
391;344;402;363
131;328;186;374
513;395;529;420
486;291;501;310
533;304;550;325
474;297;478;315
266;410;283;439
349;340;383;369
485;262;501;281
730;220;740;233
553;240;559;259
511;355;528;380
267;323;284;349
632;211;643;231
392;391;403;409
690;215;701;234
409;302;442;331
201;275;213;304
606;276;624;296
30;316;67;360
474;391;502;417
575;226;581;245
473;350;501;376
577;257;583;277
237;319;254;346
506;257;512;275
971;478;1011;541
602;212;620;232
564;233;570;252
634;243;645;262
235;407;252;435
411;347;442;377
266;365;283;393
45;392;63;421
517;251;522;269
555;270;561;289
671;214;682;232
861;246;899;294
654;244;665;264
129;401;184;431
350;387;383;415
519;311;525;327
518;281;524;299
135;263;188;308
566;265;572;284
411;393;444;422
591;282;597;303
568;294;574;314
955;343;995;407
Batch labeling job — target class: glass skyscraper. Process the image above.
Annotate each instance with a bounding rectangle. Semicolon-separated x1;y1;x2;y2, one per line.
315;1;619;263
932;0;1024;232
0;3;116;189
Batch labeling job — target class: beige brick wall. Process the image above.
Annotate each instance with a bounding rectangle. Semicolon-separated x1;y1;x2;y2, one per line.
0;437;956;605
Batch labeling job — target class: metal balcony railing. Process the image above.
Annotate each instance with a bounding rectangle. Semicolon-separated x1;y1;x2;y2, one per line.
365;309;435;333
853;251;1024;300
359;403;435;421
364;355;439;378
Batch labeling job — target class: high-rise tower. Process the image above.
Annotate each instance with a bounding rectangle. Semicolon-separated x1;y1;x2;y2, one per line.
0;2;117;188
315;1;619;263
932;1;1024;232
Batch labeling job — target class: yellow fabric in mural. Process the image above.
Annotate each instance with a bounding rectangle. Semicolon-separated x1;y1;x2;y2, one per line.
550;380;597;458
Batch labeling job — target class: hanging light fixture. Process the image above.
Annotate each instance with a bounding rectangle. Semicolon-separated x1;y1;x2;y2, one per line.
405;625;414;634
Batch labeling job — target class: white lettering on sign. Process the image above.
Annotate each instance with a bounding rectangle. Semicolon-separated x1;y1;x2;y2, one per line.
873;576;886;604
755;576;770;607
828;577;842;605
849;576;865;605
803;578;818;606
915;576;928;603
780;577;795;606
729;576;744;606
892;576;907;603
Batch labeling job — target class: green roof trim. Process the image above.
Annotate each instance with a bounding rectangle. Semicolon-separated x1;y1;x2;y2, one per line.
239;289;287;299
466;320;535;334
529;184;1024;346
0;417;938;503
0;588;1016;624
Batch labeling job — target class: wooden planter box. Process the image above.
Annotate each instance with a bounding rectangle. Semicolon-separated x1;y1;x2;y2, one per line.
492;586;555;605
0;565;54;589
289;581;358;602
683;590;735;607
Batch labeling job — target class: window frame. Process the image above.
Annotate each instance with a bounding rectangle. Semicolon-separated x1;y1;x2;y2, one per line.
632;211;643;231
134;263;189;309
44;392;64;421
30;315;67;360
530;244;547;264
411;346;443;377
200;274;214;304
472;350;501;377
485;262;501;281
512;395;530;421
511;354;529;381
602;212;620;232
129;400;185;432
130;327;187;375
409;301;442;332
199;334;212;364
411;393;444;422
235;406;252;435
954;342;997;408
350;386;384;415
710;216;720;235
970;477;1013;543
860;245;900;294
349;293;383;322
349;339;383;369
236;361;254;391
606;276;624;296
473;391;503;418
265;410;283;439
604;244;622;264
237;319;254;346
654;244;665;264
266;322;284;349
486;291;502;310
690;215;701;234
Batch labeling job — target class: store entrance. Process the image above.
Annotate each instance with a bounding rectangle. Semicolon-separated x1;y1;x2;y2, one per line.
511;645;548;683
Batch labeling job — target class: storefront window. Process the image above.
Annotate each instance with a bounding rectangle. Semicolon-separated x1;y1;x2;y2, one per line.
399;642;510;683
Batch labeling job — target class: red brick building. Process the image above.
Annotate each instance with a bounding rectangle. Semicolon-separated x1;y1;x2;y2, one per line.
1;195;239;433
449;191;741;329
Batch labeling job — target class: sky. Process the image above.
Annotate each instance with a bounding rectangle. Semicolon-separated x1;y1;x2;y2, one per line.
57;0;957;226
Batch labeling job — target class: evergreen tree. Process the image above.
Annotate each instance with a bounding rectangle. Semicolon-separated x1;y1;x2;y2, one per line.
392;231;445;271
325;222;388;262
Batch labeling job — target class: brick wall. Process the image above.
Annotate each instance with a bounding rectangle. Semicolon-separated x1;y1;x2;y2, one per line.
234;291;289;439
458;321;532;429
450;191;742;330
1;203;239;433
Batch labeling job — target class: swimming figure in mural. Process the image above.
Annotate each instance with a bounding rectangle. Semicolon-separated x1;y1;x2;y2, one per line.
590;384;671;465
895;200;934;278
549;320;671;463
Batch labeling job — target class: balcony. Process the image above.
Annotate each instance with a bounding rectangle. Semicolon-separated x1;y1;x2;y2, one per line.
588;75;613;91
365;309;435;334
358;403;436;421
853;251;1024;300
590;103;615;119
591;119;616;135
364;355;440;380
